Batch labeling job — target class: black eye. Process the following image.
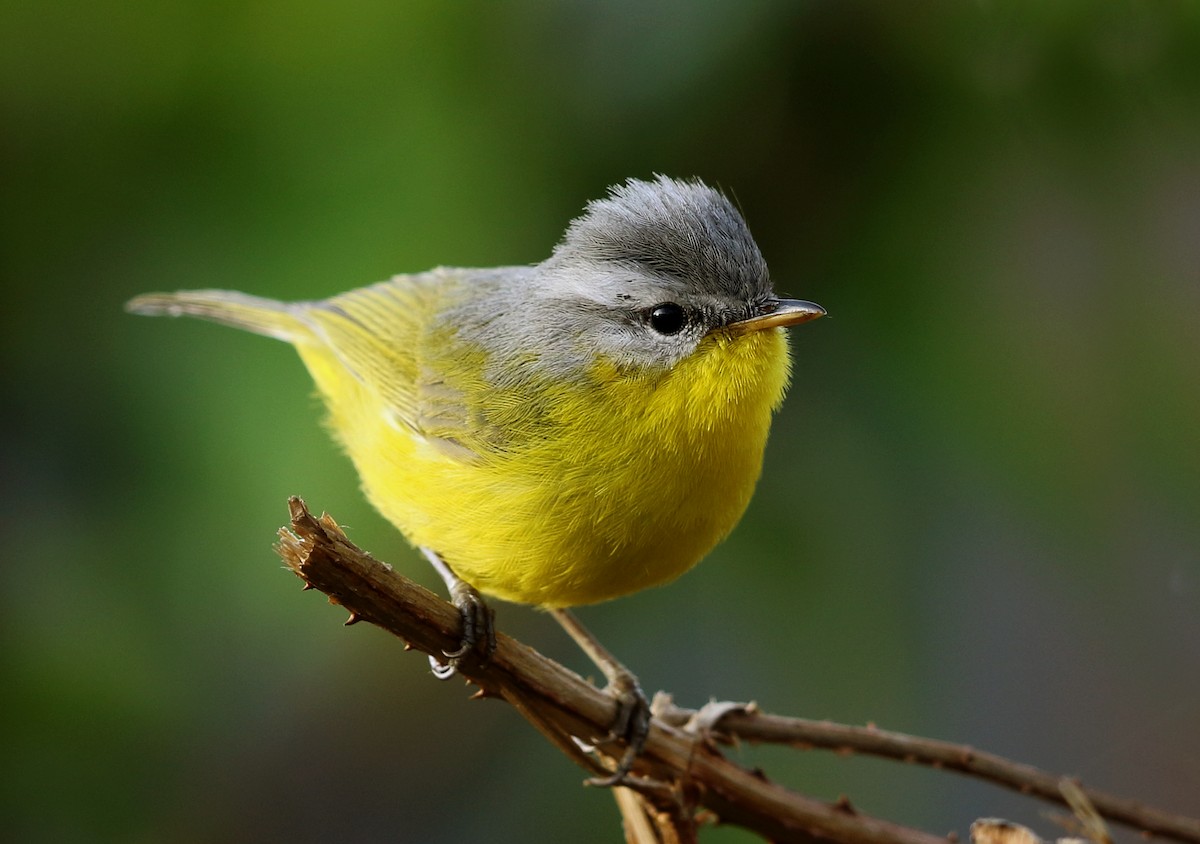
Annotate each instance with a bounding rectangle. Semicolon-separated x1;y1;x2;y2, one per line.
648;303;687;335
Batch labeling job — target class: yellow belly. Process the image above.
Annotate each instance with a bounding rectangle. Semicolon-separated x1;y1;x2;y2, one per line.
302;329;791;607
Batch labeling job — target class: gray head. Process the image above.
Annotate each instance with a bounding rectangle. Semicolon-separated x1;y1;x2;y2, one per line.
454;176;822;380
527;176;818;371
550;175;771;307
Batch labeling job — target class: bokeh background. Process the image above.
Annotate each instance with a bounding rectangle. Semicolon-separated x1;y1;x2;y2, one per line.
3;2;1198;841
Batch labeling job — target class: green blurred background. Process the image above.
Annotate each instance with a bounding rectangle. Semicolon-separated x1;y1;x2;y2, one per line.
3;2;1198;841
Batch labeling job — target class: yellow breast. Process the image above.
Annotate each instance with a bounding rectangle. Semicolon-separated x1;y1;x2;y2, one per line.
301;327;791;607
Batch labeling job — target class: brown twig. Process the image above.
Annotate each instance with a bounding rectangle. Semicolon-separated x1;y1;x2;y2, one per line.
650;702;1200;844
273;497;1199;844
276;497;945;844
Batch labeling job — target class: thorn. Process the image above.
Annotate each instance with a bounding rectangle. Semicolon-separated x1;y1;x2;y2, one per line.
403;642;413;651
947;832;960;843
695;810;719;827
301;582;315;591
344;612;362;626
834;795;856;814
469;689;488;701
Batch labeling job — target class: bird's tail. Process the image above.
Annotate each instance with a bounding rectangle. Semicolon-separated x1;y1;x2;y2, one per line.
125;289;310;343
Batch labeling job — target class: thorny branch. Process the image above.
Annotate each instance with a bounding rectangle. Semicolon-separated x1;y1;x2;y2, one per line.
650;702;1200;843
274;497;1200;844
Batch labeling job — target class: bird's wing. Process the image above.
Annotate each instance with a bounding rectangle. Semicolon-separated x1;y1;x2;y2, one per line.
300;269;501;459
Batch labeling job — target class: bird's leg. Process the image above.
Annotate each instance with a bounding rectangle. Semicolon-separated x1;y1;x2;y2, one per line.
421;547;496;679
549;608;651;786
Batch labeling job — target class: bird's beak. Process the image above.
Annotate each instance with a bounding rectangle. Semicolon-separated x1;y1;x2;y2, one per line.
726;299;826;335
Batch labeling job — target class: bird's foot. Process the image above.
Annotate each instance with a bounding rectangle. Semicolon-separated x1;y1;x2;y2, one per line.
422;548;496;679
587;669;652;787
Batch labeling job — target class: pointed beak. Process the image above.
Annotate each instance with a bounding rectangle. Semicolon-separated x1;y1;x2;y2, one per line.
726;298;826;335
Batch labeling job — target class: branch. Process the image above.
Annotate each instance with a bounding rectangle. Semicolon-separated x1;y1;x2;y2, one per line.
651;702;1200;844
276;497;943;844
273;497;1199;844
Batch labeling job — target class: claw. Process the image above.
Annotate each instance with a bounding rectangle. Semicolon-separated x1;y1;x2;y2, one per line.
548;608;654;788
421;547;496;679
428;654;459;680
587;678;652;787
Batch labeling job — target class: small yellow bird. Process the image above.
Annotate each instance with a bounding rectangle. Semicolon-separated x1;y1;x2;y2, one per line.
129;175;824;779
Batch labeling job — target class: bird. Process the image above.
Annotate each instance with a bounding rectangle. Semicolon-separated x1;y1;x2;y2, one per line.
127;175;825;782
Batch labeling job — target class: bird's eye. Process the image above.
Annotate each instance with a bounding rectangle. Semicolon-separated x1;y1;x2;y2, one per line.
648;303;687;335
